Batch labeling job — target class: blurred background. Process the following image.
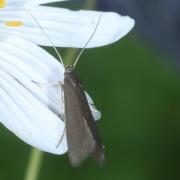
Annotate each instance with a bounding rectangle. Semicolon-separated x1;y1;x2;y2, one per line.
1;0;180;179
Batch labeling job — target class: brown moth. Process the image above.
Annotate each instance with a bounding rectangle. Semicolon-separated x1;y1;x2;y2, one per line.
64;67;105;167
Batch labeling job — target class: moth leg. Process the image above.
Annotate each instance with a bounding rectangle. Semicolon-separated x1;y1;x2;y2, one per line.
57;84;66;148
31;80;64;104
31;80;63;87
32;79;65;118
60;87;64;111
56;124;66;148
60;84;64;103
32;80;66;148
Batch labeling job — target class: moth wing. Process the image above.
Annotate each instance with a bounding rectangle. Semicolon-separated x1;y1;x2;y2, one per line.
64;72;104;167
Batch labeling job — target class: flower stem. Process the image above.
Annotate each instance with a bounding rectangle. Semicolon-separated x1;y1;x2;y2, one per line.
84;0;96;10
24;148;44;180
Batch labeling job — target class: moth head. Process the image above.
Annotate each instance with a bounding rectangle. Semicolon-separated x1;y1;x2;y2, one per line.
65;66;74;74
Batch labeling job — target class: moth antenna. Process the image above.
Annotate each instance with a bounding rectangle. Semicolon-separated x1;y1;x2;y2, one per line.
73;14;103;69
27;10;64;65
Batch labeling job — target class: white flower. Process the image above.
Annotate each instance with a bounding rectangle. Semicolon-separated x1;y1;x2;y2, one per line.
0;0;135;154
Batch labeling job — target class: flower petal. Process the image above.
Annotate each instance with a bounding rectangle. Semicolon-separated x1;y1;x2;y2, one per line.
0;68;67;154
26;0;67;6
0;0;66;8
0;6;134;47
0;35;64;115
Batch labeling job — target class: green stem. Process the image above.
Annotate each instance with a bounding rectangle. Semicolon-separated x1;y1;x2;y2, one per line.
24;148;44;180
84;0;97;10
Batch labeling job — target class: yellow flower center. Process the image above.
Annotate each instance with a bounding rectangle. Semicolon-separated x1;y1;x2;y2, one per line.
0;0;5;8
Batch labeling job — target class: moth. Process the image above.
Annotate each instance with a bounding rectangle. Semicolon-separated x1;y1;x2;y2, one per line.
30;11;105;167
64;66;105;167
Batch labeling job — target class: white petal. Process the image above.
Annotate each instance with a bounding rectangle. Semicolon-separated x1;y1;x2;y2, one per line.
0;35;64;115
0;69;67;154
0;6;134;47
0;0;66;7
26;0;67;6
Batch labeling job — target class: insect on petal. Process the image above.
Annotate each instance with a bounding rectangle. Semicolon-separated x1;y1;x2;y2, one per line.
0;35;101;153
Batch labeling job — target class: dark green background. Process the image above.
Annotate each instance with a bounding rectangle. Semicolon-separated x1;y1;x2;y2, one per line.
1;2;180;180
